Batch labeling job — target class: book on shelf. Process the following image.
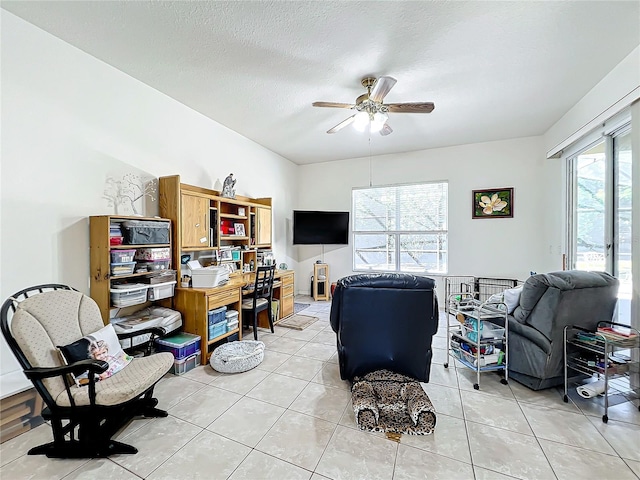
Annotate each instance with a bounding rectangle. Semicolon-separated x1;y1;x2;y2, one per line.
598;326;636;338
596;326;638;346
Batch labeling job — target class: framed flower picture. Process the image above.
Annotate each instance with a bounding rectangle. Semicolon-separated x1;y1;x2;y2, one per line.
472;188;513;219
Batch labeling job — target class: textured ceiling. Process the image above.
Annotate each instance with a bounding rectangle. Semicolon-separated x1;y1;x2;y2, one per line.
3;1;639;165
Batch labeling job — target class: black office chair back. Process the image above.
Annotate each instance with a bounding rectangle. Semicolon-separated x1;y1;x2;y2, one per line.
253;265;276;301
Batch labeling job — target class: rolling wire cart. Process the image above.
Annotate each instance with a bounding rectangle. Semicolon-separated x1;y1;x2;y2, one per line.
444;276;514;390
563;321;640;423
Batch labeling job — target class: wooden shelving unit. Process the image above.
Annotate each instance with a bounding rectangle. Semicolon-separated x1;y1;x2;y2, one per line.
313;263;330;301
89;215;174;323
158;175;281;363
159;175;272;280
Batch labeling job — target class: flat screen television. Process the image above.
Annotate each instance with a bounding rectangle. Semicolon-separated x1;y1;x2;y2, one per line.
293;210;349;245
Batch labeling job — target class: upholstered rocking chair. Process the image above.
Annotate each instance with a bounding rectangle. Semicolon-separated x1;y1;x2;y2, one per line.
0;284;174;458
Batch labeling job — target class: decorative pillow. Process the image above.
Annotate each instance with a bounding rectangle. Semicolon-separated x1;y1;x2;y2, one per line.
502;285;524;314
58;324;132;387
487;292;505;310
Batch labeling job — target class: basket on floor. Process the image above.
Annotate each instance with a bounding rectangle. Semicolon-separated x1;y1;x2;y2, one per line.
210;340;265;373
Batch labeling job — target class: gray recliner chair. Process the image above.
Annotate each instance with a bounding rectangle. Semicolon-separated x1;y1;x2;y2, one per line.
502;270;619;390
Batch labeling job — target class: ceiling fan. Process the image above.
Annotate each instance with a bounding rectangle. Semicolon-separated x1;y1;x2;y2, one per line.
312;76;435;136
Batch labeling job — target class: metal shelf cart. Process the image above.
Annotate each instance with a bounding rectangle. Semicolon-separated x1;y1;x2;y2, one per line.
563;321;639;423
444;291;509;390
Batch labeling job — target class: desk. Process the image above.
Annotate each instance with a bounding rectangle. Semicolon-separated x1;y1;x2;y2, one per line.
175;270;294;364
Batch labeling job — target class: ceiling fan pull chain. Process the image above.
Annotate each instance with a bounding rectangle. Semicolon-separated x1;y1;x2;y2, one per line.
369;134;372;187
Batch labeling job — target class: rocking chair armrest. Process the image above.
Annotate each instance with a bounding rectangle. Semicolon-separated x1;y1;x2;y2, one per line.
24;359;109;381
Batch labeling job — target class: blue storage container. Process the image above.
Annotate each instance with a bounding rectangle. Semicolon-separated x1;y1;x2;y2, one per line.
208;306;227;326
155;332;201;359
208;320;228;341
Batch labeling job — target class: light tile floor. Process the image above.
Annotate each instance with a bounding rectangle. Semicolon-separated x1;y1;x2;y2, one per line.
2;296;639;480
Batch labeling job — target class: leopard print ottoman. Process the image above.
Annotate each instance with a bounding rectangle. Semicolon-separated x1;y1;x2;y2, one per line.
352;369;436;435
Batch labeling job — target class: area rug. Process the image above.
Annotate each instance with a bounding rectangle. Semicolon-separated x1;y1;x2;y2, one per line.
294;302;310;314
352;369;436;435
278;313;318;330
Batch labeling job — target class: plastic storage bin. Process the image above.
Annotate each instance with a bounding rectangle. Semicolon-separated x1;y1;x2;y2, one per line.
121;220;170;245
110;262;136;276
208;306;227;326
110;284;148;307
171;351;201;375
209;321;228;341
141;270;177;284
147;281;177;301
226;310;239;332
136;260;171;272
155;332;201;359
208;306;228;340
111;249;136;263
135;248;171;261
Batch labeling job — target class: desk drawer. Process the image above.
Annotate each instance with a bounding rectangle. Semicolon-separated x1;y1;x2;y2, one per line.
282;284;294;297
207;288;240;309
281;273;294;286
280;295;294;318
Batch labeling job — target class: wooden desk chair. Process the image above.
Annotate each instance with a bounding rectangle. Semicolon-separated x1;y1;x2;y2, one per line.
242;265;276;340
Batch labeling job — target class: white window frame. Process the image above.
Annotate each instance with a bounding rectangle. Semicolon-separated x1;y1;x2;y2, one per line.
565;115;631;273
352;180;448;274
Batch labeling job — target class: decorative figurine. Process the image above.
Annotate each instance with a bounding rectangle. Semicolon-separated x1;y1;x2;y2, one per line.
221;173;236;199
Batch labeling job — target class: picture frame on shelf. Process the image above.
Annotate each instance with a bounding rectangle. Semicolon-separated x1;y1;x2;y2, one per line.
472;187;514;219
219;249;233;262
234;223;246;236
237;207;246;216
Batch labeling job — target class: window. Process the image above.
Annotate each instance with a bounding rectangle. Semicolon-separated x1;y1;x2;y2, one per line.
567;122;632;324
352;182;448;273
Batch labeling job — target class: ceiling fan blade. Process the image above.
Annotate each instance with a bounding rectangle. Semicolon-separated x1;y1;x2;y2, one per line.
380;123;393;136
369;76;397;102
312;102;354;109
386;102;435;113
327;115;356;134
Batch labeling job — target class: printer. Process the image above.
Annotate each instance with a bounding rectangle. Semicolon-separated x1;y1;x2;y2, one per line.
187;260;230;288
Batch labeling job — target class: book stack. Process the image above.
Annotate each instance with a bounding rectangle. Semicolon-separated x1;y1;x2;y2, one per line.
597;326;639;347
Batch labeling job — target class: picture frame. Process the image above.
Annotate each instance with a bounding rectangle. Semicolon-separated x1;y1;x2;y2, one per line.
234;223;246;236
472;187;514;219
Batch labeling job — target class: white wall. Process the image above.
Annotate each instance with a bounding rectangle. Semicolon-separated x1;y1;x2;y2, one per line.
545;46;640;157
0;13;297;386
295;136;556;300
542;44;639;333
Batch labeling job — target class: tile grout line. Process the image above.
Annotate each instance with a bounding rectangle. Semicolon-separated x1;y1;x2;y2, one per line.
513;393;560;479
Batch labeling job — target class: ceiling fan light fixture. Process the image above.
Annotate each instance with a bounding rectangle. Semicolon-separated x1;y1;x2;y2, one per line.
370;112;388;133
312;75;434;137
353;111;370;132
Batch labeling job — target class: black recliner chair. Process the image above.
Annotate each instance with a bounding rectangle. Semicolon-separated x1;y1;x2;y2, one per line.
330;273;439;382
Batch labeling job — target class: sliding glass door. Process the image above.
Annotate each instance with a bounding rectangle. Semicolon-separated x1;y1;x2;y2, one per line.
614;130;632;324
568;126;632;324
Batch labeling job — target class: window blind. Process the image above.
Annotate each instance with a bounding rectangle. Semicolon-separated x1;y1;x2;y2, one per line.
352;182;448;273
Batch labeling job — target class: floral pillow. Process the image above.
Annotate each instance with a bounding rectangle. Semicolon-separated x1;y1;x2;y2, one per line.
58;324;132;387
